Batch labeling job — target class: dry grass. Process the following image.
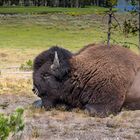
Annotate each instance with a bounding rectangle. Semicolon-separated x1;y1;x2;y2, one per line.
21;107;140;140
0;74;32;95
0;48;44;69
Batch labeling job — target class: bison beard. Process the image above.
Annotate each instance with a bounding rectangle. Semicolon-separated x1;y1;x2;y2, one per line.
32;44;140;117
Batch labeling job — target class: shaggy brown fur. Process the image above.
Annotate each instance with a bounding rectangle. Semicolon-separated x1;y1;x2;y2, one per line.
33;44;140;117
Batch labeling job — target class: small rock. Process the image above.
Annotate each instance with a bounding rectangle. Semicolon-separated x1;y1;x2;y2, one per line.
32;100;42;108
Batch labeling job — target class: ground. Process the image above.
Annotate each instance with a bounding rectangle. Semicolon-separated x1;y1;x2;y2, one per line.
0;7;140;140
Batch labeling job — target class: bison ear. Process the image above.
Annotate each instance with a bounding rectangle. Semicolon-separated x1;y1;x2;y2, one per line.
51;51;60;70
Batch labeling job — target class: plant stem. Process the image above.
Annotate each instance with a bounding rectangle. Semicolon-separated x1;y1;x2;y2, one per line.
107;7;112;48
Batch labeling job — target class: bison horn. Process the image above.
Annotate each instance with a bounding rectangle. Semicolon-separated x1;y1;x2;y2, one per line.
51;51;60;70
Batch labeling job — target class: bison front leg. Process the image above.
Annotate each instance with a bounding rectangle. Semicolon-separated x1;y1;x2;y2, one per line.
85;94;125;117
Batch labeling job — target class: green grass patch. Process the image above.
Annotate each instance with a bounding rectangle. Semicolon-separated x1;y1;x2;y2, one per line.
0;13;107;51
0;13;138;68
0;24;106;50
0;6;108;15
0;17;137;51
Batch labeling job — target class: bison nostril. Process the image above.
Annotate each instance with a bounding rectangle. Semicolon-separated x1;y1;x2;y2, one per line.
32;88;35;92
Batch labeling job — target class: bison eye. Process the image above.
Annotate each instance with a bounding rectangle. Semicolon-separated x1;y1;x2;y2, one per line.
42;73;50;80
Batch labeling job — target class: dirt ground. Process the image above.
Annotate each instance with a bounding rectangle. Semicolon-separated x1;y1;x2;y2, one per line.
0;69;140;140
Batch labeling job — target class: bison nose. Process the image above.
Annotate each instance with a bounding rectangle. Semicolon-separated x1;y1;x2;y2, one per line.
32;86;39;96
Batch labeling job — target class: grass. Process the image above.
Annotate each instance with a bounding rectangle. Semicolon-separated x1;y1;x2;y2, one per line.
0;13;106;51
0;24;105;49
0;6;108;15
0;76;32;95
0;7;138;69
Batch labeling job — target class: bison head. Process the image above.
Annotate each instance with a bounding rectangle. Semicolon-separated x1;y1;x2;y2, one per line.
32;46;72;109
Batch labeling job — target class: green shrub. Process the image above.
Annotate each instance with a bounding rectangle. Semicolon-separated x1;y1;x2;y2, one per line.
20;59;33;71
0;108;24;140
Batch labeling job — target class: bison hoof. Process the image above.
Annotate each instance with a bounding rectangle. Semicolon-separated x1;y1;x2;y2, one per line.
84;104;107;118
32;99;43;108
84;106;97;117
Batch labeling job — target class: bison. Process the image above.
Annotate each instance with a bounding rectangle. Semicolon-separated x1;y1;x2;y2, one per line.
32;44;140;117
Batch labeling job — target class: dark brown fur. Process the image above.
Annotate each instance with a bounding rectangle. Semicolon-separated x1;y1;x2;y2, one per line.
33;44;140;117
